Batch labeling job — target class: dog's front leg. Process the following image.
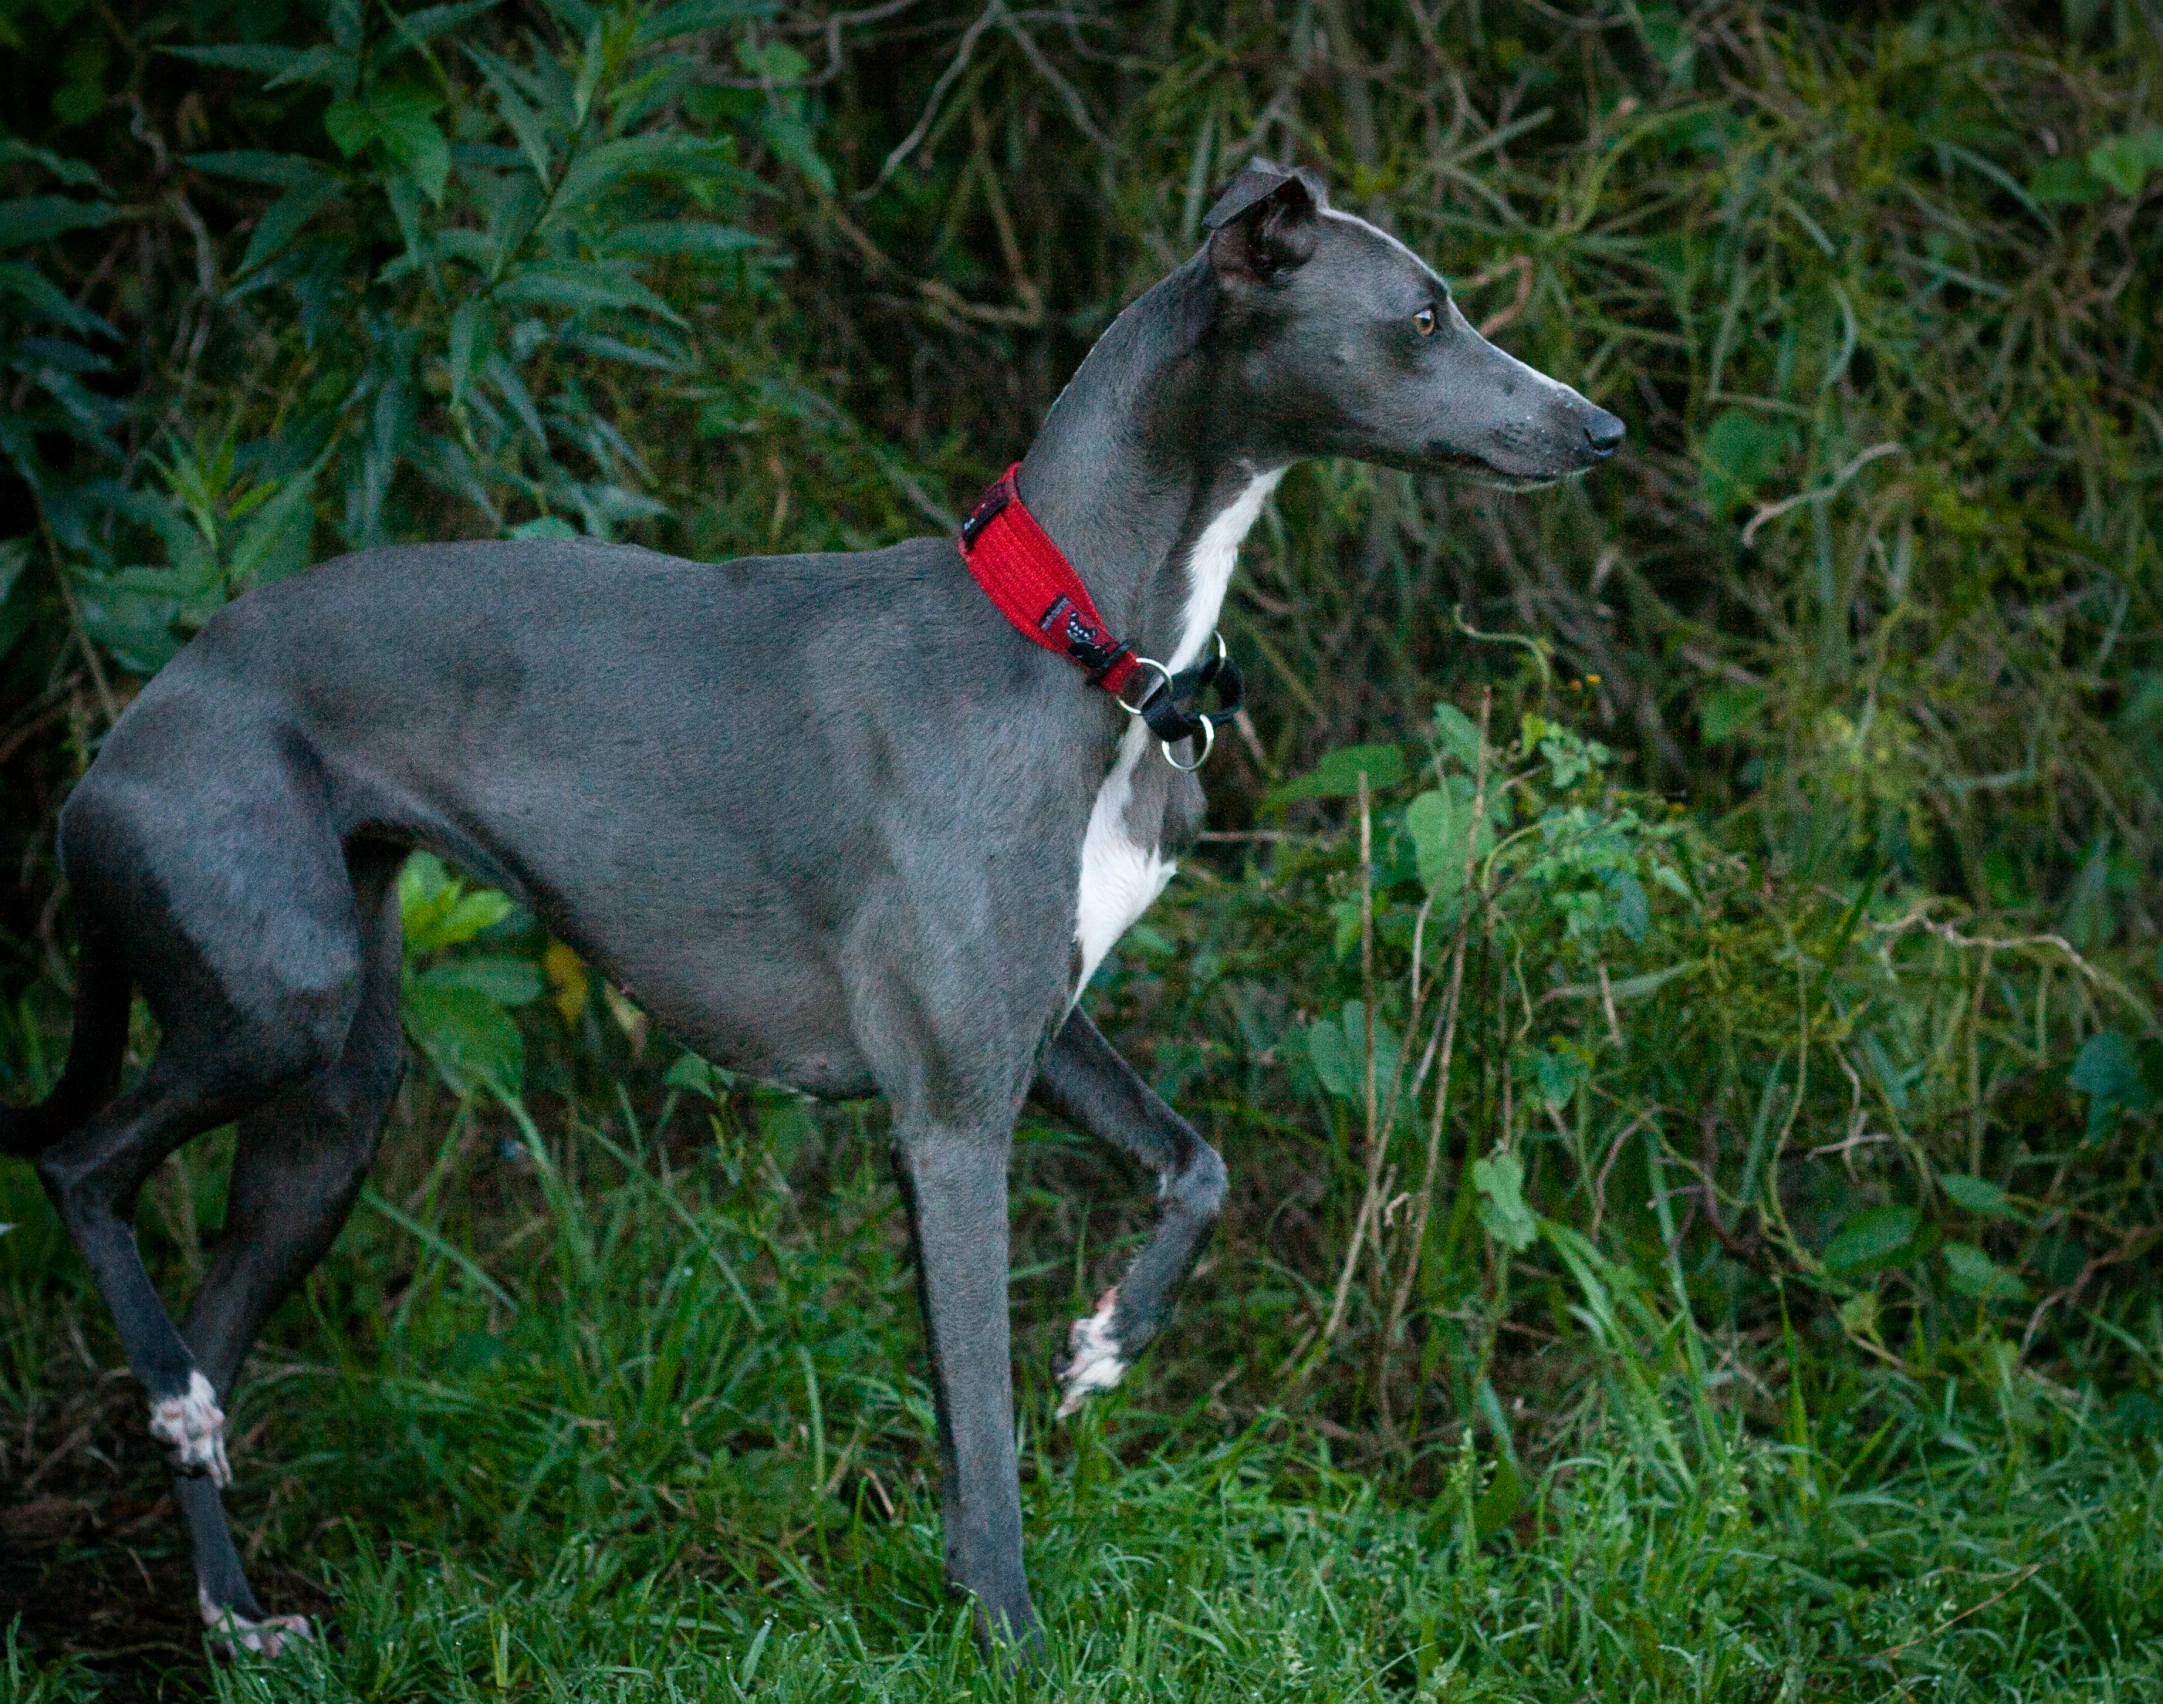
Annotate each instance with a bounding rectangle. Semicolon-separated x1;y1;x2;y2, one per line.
892;1126;1038;1651
1031;1008;1227;1416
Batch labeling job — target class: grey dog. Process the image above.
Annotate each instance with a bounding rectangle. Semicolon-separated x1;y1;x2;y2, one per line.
0;160;1620;1652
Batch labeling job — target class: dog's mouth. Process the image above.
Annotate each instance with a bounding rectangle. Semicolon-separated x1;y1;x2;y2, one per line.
1404;443;1596;491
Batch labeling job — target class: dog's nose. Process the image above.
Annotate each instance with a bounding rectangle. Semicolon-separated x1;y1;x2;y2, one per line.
1583;410;1626;458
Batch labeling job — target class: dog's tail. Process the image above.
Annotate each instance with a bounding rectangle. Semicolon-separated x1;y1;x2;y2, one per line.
1;932;130;1158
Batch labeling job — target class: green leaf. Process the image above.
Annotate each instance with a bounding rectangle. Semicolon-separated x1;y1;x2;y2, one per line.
370;90;453;202
224;471;317;586
186;151;335;188
163;43;308;74
636;0;776;46
1607;871;1649;941
757;106;833;196
552;134;739;211
0;195;121;249
2030;157;2105;205
1126;922;1176;958
1699;408;1795;521
1473;1150;1539;1252
0;261;117;337
448;298;493;405
1348;1002;1402;1101
1405;779;1490;894
557;331;685;371
418;955;543;1006
1698;684;1764;742
382;170;429;265
1431;702;1482;770
388;0;500;52
1939;1173;2020;1220
267;43;359;91
495;261;686;325
1530;1045;1585;1112
400;853;517;951
0;538;28;609
509;515;578;540
486;353;550;448
0;138;102;187
240;178;344;275
468;48;556;182
739;39;811;85
1405;787;1464;893
664;1051;733;1098
0;536;30;666
1471;1450;1520;1540
434;227;497;270
603;220;765;259
2071;1029;2148;1139
71;576;193;673
1305;1015;1359;1101
1303;1004;1402;1104
1942;1241;2029;1302
324;102;379;158
1268;744;1407;804
1822;1204;1920;1276
403;978;524;1094
2085;127;2163;197
477;171;544;266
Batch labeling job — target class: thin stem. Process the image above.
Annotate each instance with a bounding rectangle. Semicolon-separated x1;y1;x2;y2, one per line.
1382;689;1492;1398
1320;769;1384;1356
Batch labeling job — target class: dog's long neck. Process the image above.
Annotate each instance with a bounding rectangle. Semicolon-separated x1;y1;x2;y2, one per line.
1016;258;1279;673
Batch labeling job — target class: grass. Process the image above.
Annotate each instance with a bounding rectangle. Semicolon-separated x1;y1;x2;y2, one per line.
1;1052;2161;1702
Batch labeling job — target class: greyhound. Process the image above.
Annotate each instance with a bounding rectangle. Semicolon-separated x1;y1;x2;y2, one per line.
0;160;1620;1654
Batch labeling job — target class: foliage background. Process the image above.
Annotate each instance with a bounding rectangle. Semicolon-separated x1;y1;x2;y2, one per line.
2;0;2163;1696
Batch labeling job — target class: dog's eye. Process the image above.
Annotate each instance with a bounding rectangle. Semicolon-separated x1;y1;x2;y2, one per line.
1414;305;1438;337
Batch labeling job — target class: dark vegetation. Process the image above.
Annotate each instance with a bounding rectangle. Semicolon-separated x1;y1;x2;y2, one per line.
2;0;2163;1695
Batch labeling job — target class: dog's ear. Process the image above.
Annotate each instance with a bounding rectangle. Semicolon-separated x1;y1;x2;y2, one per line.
1204;159;1328;285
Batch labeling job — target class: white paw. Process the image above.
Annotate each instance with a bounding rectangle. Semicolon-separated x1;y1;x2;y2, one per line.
200;1587;313;1658
149;1370;230;1487
1056;1288;1128;1419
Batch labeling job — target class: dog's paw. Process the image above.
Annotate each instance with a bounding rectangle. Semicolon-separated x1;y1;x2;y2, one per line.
200;1588;313;1659
149;1371;230;1487
1054;1288;1127;1419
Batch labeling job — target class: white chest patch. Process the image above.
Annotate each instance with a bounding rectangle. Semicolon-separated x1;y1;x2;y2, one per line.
1074;720;1174;995
1072;470;1282;997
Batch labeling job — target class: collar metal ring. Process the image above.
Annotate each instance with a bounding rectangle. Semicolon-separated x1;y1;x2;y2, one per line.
1160;715;1215;772
1115;656;1174;716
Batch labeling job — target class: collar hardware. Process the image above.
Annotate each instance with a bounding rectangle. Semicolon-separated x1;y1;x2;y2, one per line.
956;464;1244;769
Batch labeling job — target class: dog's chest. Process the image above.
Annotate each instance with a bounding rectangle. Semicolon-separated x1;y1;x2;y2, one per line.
1073;724;1177;992
1070;471;1279;995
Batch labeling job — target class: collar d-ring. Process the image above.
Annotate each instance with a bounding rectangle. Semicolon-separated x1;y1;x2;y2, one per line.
1114;656;1175;717
1160;716;1215;771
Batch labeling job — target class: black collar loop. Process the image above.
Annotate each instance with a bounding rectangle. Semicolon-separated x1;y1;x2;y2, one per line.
1117;633;1245;770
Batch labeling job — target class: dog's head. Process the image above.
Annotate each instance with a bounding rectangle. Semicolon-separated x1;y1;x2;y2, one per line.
1201;161;1623;488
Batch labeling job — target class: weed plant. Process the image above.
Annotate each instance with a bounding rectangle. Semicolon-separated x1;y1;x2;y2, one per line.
0;0;2161;1697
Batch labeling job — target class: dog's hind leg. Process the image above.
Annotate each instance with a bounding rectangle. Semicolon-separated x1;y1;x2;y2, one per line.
170;843;408;1654
1029;1008;1226;1417
36;765;366;1643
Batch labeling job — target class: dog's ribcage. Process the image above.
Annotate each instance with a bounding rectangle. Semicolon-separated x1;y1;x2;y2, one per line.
1072;471;1282;996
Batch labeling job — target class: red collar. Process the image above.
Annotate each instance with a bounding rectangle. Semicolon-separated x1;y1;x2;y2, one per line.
956;465;1144;700
954;463;1246;770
